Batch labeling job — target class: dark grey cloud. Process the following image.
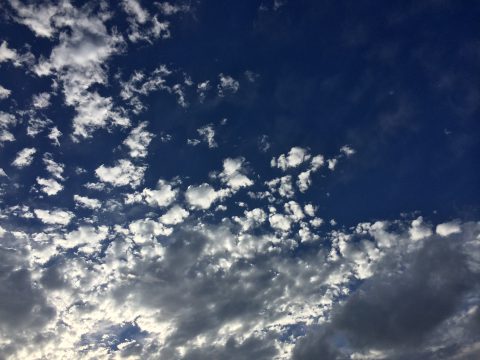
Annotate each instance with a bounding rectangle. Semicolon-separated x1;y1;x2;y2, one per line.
293;226;480;359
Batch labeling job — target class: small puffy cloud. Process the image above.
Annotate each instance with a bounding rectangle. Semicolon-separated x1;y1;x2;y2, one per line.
327;158;338;170
62;226;109;254
123;121;154;158
32;92;51;109
269;213;292;232
48;127;62;146
96;159;146;188
0;40;18;62
436;221;461;237
129;218;172;244
233;208;267;231
122;0;150;24
0;85;11;99
185;183;221;209
340;145;355;157
218;73;240;96
0;111;17;144
156;2;191;15
197;124;217;148
266;175;294;198
219;157;253;190
43;153;64;180
284;201;305;221
12;147;36;168
159;205;189;225
34;209;74;225
36;177;63;196
125;180;177;207
74;195;101;210
409;216;433;241
271;146;311;171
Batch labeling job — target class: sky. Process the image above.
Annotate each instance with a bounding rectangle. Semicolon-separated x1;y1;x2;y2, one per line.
0;0;479;359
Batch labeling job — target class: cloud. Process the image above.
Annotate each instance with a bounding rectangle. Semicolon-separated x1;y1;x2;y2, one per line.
218;73;240;96
11;147;36;168
271;146;311;171
96;159;147;188
34;208;74;225
219;157;253;190
197;124;217;148
0;84;11;99
125;179;178;207
36;177;63;196
43;153;64;180
436;221;461;237
124;121;155;158
185;183;222;209
74;195;102;210
159;205;189;225
32;92;51;109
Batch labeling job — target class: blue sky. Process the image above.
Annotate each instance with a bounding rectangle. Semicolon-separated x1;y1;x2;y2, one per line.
0;1;479;359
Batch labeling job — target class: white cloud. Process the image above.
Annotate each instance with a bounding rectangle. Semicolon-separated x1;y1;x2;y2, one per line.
185;183;221;209
0;85;11;99
123;121;154;158
12;147;36;168
96;159;146;188
233;208;267;231
340;145;356;157
436;221;461;237
271;146;311;171
129;218;172;244
0;111;17;144
74;195;102;210
156;2;191;15
218;73;239;96
122;0;150;24
62;225;109;254
197;124;217;148
36;177;63;196
34;208;74;225
32;92;51;108
159;205;189;225
43;153;64;180
48;127;62;146
409;216;433;241
266;175;295;198
0;40;18;62
219;157;253;190
125;180;177;207
269;212;292;232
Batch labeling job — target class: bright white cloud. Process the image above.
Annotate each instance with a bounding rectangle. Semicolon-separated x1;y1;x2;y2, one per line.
271;146;311;171
185;183;221;209
219;157;253;190
74;195;102;210
96;159;146;188
34;208;74;225
0;85;11;99
32;92;51;108
36;177;63;196
125;180;177;207
436;221;461;237
123;121;154;158
12;147;36;168
159;205;189;225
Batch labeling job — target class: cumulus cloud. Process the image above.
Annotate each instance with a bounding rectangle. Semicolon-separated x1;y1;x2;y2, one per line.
218;73;239;96
11;147;36;168
32;92;51;108
185;183;222;209
123;121;154;158
159;205;189;225
271;146;311;171
96;159;147;188
74;195;102;210
219;157;253;190
197;124;217;148
34;208;74;225
0;84;11;99
36;177;63;195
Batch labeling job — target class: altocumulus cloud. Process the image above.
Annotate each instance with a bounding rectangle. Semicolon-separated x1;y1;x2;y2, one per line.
0;0;479;359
